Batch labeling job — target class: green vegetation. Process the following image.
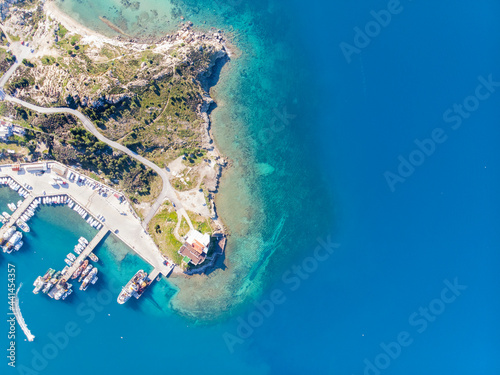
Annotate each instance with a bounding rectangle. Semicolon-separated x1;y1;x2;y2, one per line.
14;29;224;166
7;33;20;42
41;55;56;65
22;58;35;68
0;103;161;202
5;76;35;93
178;217;190;237
57;24;68;39
148;206;183;264
186;210;214;235
0;49;16;76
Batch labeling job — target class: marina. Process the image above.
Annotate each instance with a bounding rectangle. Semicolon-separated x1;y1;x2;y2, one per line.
0;162;172;275
0;162;171;304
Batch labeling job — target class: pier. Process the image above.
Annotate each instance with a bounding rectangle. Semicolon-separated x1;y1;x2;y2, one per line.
1;163;176;279
62;227;109;280
0;195;35;238
149;268;160;281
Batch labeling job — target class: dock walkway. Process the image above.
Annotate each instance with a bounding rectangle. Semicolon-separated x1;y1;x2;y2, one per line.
0;195;35;238
62;227;109;280
149;268;160;281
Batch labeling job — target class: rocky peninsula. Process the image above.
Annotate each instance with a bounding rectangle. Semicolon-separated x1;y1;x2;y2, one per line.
0;0;230;274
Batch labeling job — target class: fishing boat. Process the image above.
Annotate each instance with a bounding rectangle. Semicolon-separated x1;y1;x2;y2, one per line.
32;276;45;294
80;268;98;291
72;260;88;279
117;270;149;304
78;264;93;282
54;280;72;301
1;226;16;246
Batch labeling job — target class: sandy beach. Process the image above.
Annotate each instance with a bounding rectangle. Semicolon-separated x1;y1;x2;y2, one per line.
44;1;130;48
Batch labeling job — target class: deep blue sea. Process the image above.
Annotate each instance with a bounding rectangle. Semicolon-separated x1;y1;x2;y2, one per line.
2;0;500;374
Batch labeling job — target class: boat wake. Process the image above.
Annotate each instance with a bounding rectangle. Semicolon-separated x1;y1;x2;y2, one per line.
13;283;35;342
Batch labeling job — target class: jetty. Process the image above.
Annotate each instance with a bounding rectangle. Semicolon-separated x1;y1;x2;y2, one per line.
62;227;108;280
0;195;35;238
149;268;160;281
1;162;176;278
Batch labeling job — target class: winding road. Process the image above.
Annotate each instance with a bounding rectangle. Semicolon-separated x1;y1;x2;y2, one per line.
0;42;188;228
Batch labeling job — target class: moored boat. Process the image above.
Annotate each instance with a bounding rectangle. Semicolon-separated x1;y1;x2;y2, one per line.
72;259;88;279
74;243;83;254
16;219;30;233
117;270;149;304
80;268;98;291
14;240;23;251
78;264;93;282
32;276;45;294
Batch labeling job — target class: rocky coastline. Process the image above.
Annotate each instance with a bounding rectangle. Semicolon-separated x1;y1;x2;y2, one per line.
1;0;232;275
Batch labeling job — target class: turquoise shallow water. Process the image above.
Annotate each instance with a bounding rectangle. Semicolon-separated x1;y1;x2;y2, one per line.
53;0;333;319
2;0;500;374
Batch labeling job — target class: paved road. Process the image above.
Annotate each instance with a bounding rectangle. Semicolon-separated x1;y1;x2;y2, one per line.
0;43;31;88
5;95;183;227
0;41;193;229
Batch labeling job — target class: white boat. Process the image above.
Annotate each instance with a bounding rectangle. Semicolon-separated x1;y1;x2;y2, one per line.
67;253;76;262
32;276;45;294
16;219;30;233
74;244;83;254
64;258;73;266
3;211;11;219
62;289;72;300
8;203;16;211
14;240;23;251
2;226;16;240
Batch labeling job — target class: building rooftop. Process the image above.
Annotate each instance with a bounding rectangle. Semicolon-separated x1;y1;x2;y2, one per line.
179;243;206;265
